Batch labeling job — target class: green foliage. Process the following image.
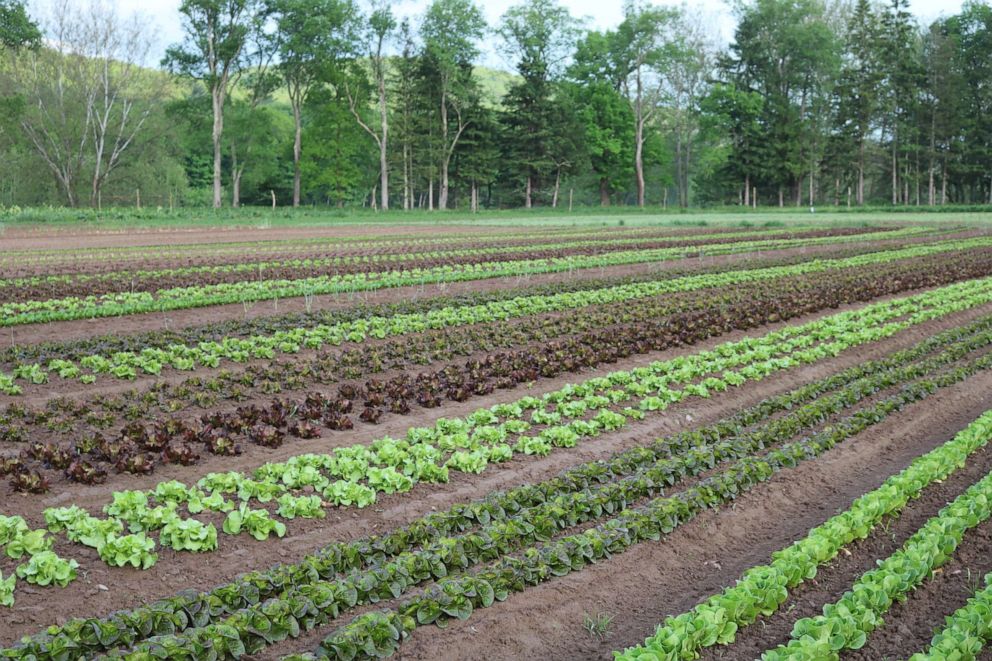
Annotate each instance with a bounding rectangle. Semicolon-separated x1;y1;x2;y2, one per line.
98;533;158;569
223;505;288;540
15;551;78;587
0;0;40;50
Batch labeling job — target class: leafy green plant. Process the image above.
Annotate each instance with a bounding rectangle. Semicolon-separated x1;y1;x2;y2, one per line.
4;529;52;559
15;551;78;587
159;519;218;552
276;494;325;520
98;533;157;569
0;571;14;607
222;505;287;541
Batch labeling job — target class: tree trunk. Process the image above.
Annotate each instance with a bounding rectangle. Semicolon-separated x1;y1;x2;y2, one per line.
857;139;865;205
552;166;561;208
600;178;610;206
634;119;645;207
402;143;411;211
744;174;750;207
525;176;532;209
682;135;692;208
379;71;389;211
428;177;434;211
471;182;478;212
211;84;224;209
292;102;302;207
928;117;936;206
778;186;784;208
231;142;241;208
438;90;449;210
940;156;947;206
233;171;242;208
891;128;898;206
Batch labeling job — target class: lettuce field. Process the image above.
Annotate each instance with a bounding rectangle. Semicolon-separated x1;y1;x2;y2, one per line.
2;217;992;660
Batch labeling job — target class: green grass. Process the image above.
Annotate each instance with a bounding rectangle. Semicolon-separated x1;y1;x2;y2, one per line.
2;204;992;232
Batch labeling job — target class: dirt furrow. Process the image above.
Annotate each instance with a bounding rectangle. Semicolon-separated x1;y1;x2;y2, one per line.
384;366;992;661
2;298;991;644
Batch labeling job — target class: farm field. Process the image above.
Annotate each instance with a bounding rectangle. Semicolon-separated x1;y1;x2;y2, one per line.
3;215;992;660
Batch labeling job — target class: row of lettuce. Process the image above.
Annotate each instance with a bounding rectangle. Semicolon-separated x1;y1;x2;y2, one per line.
0;226;841;290
0;227;935;328
2;279;983;548
615;410;992;661
0;223;699;268
3;235;987;393
6;306;992;659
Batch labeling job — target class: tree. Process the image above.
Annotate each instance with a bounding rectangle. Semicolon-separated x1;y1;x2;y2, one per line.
720;0;838;206
833;0;883;205
227;69;280;206
879;0;924;204
274;0;358;207
700;82;763;205
569;31;633;206
391;19;420;210
164;0;269;209
613;1;680;207
454;102;500;211
303;85;374;206
346;2;394;211
11;0;165;207
421;0;486;210
0;0;40;50
941;1;992;204
498;0;578;207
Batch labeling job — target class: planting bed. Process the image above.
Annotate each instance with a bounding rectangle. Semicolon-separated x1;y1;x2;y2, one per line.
2;219;992;661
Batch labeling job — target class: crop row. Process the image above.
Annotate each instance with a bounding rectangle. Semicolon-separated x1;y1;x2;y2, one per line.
0;226;879;298
6;236;990;391
907;572;992;660
128;335;992;658
5;262;976;484
1;235;960;368
0;227;935;327
300;358;992;661
9;247;992;489
6;274;988;588
761;467;992;659
614;409;992;661
0;224;719;271
9;311;990;658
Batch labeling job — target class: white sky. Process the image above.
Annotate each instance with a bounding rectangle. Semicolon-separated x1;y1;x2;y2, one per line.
71;0;967;68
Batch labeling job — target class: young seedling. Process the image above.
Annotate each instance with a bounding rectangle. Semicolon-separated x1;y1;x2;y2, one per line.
582;611;614;640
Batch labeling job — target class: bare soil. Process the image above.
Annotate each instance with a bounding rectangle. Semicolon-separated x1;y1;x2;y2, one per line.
3;232;969;349
381;362;992;661
2;296;992;645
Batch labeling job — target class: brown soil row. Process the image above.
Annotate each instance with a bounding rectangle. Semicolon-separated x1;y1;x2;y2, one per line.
0;226;771;278
1;296;990;645
258;349;992;660
697;439;992;659
11;284;987;517
0;223;542;251
848;517;992;659
375;359;992;661
4;231;970;350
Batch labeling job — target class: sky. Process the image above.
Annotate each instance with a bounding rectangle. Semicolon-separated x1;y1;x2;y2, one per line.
66;0;968;69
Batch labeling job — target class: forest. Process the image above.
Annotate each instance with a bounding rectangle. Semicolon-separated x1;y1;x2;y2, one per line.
0;0;990;211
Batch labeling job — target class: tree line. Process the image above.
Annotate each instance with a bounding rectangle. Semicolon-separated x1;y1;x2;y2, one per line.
1;0;990;210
